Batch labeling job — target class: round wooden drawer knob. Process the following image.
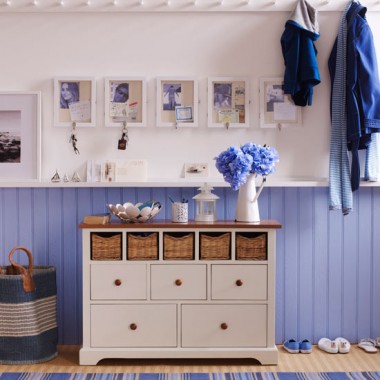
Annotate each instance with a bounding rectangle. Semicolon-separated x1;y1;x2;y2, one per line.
235;279;243;286
129;323;137;330
175;279;182;286
220;322;228;330
114;279;122;286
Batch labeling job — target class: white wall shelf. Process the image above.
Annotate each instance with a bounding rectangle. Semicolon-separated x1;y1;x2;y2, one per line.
1;177;380;188
1;0;380;12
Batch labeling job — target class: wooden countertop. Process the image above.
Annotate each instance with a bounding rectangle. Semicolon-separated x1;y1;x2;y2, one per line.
79;219;282;229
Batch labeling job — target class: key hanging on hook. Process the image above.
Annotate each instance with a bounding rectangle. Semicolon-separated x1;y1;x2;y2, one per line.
118;122;129;150
69;122;80;154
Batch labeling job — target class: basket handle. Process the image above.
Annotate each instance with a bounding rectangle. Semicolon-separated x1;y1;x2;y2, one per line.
8;246;36;292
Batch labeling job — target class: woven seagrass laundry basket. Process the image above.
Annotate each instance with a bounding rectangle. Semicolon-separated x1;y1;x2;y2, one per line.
0;246;58;364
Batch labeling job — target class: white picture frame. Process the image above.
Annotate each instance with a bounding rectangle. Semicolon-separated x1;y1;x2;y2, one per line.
104;77;147;128
53;77;96;127
156;77;198;128
0;91;41;181
208;76;250;128
259;77;301;129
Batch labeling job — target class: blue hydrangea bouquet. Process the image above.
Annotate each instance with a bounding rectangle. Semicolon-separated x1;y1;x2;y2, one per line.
215;142;279;190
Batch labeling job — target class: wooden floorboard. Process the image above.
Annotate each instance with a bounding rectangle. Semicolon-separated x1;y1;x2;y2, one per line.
1;345;380;373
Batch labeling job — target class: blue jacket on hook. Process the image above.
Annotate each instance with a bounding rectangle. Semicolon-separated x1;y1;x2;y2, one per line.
329;1;380;191
281;0;320;106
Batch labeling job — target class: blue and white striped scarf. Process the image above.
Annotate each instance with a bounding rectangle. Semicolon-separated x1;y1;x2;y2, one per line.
329;1;352;215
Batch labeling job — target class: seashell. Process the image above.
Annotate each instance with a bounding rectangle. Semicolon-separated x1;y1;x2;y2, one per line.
139;207;152;217
125;205;140;218
116;204;125;212
108;204;118;214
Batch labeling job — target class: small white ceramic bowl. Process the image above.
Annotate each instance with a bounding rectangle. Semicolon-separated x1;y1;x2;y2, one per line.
108;200;161;223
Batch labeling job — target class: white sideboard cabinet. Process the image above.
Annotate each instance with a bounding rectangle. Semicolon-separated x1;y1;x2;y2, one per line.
79;220;281;365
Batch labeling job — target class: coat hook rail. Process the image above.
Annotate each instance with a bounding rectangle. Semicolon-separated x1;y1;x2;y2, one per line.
1;0;380;12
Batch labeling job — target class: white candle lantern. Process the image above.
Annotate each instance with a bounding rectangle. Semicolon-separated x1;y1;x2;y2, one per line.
192;183;219;222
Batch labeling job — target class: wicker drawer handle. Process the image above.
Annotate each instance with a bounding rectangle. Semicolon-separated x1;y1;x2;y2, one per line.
235;279;243;286
114;279;122;286
175;279;183;286
129;323;137;330
220;322;228;330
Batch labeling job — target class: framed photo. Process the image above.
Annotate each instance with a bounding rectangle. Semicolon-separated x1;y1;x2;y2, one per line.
156;77;198;127
208;77;250;128
104;77;147;127
0;92;41;181
175;106;193;122
184;162;209;178
259;77;301;129
53;77;96;127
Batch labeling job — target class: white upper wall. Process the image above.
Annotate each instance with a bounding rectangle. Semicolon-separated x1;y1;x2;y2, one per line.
0;7;379;181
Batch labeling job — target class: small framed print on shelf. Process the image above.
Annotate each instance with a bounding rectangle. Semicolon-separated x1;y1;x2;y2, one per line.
208;77;250;128
105;77;147;128
0;91;41;181
259;77;301;129
53;77;96;127
156;77;198;127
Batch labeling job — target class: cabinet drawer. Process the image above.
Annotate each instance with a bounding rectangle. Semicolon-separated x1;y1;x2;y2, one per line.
211;264;267;300
91;264;147;300
151;264;207;300
181;304;267;347
91;304;177;347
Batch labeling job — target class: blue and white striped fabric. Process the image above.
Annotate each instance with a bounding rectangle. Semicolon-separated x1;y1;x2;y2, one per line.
329;1;353;215
365;133;379;182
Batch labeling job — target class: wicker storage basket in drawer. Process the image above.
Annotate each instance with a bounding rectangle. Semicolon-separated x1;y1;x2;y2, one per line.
127;233;158;260
236;233;267;260
91;233;122;260
163;233;194;260
200;232;231;260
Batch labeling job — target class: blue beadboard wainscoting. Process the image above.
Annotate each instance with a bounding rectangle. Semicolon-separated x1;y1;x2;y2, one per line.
0;186;379;345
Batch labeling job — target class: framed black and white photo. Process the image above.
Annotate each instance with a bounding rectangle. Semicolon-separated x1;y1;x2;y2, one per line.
53;77;96;127
208;77;250;128
259;77;301;129
104;77;147;127
0;92;41;181
156;77;198;127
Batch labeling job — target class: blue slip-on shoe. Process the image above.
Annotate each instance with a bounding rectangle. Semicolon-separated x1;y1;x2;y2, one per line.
299;339;313;353
283;339;300;353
